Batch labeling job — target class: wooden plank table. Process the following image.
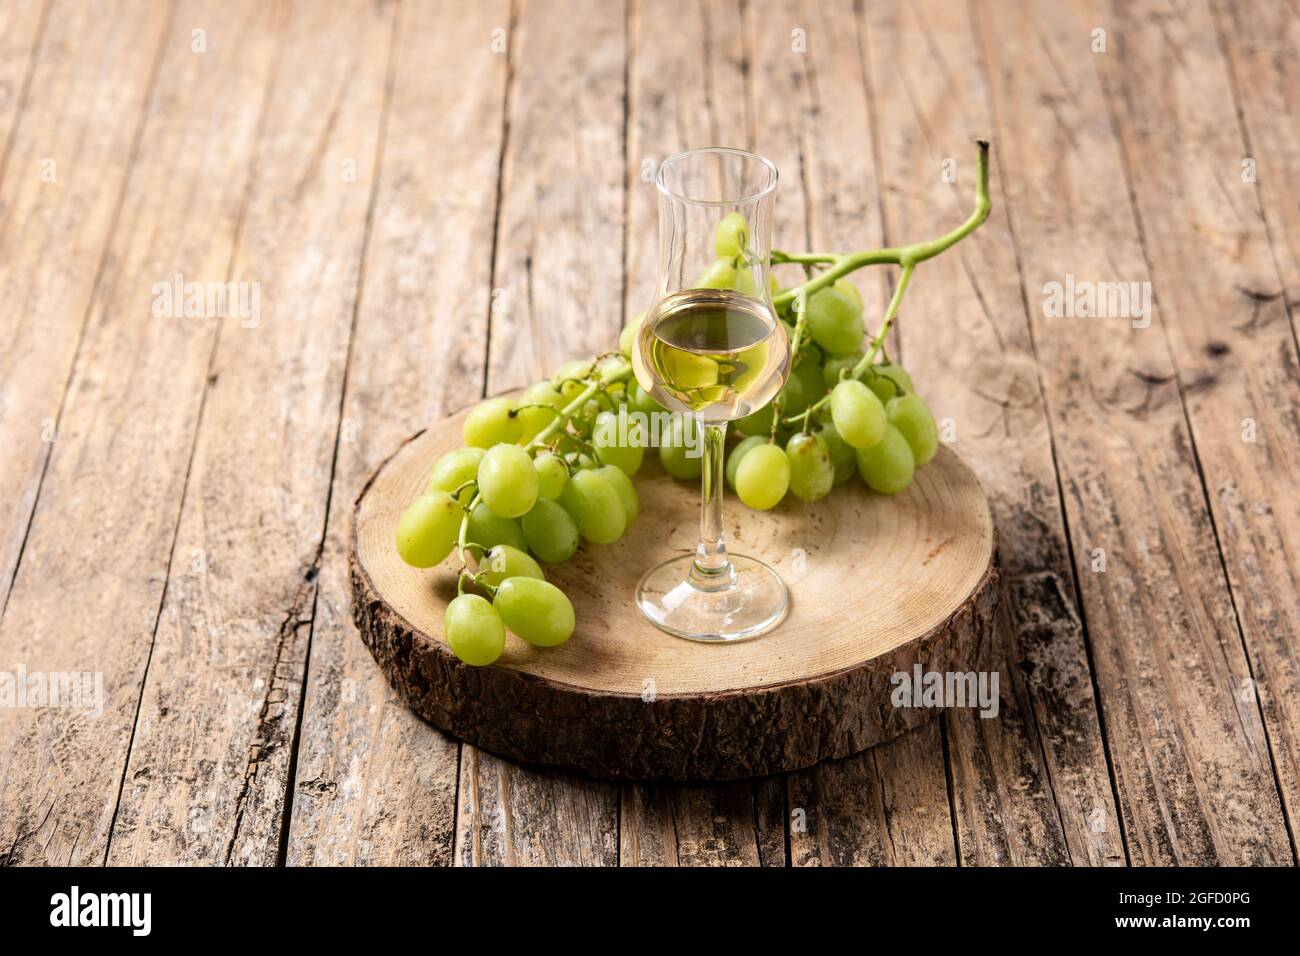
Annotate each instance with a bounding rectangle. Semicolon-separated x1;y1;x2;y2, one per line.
0;0;1295;867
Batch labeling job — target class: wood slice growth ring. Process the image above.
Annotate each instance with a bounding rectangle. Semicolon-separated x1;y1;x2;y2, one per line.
351;406;999;781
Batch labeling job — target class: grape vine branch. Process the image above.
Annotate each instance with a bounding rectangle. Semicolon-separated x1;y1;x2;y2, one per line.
774;139;991;426
427;140;992;658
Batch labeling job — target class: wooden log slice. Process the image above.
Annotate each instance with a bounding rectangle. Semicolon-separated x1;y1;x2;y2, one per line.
351;407;999;781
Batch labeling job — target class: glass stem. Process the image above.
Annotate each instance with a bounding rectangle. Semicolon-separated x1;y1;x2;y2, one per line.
690;420;736;590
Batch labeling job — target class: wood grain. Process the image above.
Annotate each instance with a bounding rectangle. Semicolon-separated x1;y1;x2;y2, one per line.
483;0;628;393
790;0;889;320
862;0;1121;866
0;0;278;866
1210;0;1300;307
455;0;628;867
1107;0;1300;852
621;781;761;866
0;0;1293;869
745;0;957;864
353;409;997;776
0;0;165;610
973;0;1290;864
789;721;957;866
619;0;770;863
747;0;809;281
106;0;395;867
624;0;750;317
0;0;45;169
284;0;510;869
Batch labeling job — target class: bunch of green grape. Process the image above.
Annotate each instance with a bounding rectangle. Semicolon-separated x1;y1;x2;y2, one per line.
395;215;941;666
394;353;645;665
720;275;940;511
621;214;940;511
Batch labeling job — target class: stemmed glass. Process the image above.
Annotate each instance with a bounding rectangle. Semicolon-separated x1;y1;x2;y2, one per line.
632;147;791;642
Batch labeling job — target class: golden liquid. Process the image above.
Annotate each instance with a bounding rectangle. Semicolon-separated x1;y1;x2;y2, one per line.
634;290;790;422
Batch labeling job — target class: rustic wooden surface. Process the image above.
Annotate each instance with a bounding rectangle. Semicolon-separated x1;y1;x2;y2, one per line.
0;0;1296;866
352;409;997;780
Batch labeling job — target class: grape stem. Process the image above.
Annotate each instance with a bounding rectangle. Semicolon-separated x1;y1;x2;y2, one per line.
455;569;474;596
775;140;990;426
558;432;599;458
771;140;989;313
526;357;632;451
453;357;636;578
455;491;483;570
768;393;784;443
862;263;915;368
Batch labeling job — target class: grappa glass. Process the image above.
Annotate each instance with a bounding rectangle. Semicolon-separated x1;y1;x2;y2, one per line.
631;147;791;642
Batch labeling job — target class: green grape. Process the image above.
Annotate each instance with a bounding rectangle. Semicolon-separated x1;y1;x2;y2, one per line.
816;423;857;486
463;397;523;448
554;358;593;382
658;416;703;480
619;312;645;356
521;498;580;563
533;452;569;499
695;257;761;295
695;258;739;290
427;446;486;504
792;355;826;405
522;379;565;409
785;432;834;502
596;464;639;524
835;277;864;315
735;442;790;510
777;371;807;414
477;544;544;588
466;501;527;552
476;443;539;518
595;353;630;381
444;593;506;666
518;381;565;442
735;266;761;297
726;434;768;490
734;401;775;437
855;424;915;494
494;578;576;648
830;379;887;449
395;491;463;568
593;410;645;476
715;212;750;259
558;379;590;403
887;393;939;465
627;381;665;417
822;350;863;389
867;363;915;403
653;345;720;392
805;286;865;356
562;469;627;544
573;391;613;424
553;359;595;402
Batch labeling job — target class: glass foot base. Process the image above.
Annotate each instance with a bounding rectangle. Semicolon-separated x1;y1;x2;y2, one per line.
635;554;790;643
